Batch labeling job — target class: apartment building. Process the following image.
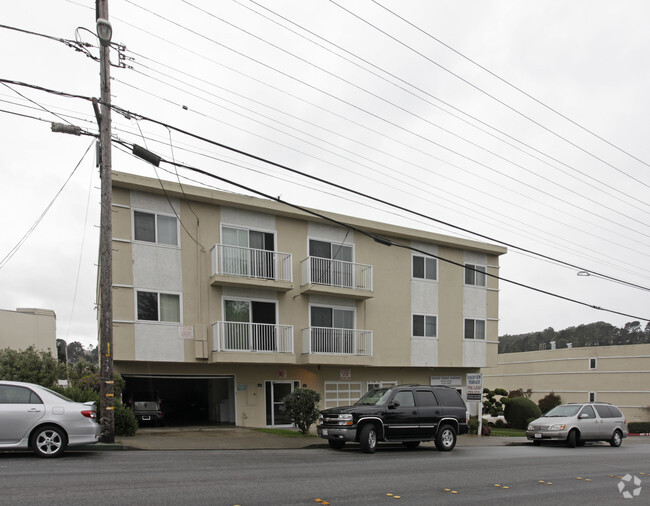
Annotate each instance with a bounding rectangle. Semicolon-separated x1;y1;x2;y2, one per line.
109;171;506;427
483;344;650;423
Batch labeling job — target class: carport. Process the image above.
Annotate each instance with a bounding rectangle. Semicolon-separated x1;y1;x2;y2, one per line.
122;374;235;426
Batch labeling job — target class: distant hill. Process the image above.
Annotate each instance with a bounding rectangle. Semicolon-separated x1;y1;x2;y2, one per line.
498;321;650;353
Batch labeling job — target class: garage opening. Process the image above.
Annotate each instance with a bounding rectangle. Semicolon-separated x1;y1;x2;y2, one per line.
122;375;235;427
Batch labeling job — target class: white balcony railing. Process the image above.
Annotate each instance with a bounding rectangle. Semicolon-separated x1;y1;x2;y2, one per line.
301;257;372;291
211;244;292;282
212;322;294;353
302;327;373;356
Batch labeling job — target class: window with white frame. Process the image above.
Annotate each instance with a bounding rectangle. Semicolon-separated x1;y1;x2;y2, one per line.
464;318;486;339
412;255;437;280
133;210;178;246
589;358;597;370
588;392;596;402
465;264;486;287
412;314;437;338
136;291;181;322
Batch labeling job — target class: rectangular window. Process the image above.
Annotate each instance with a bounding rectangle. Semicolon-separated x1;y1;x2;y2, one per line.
134;211;178;246
464;318;486;339
589;358;597;369
412;255;437;280
137;291;181;322
412;314;437;337
588;392;596;402
465;264;486;286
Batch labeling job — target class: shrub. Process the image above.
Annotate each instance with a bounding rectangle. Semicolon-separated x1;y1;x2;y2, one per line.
282;388;321;434
469;416;479;434
628;422;650;434
504;397;541;430
114;400;138;437
0;346;65;387
538;392;562;414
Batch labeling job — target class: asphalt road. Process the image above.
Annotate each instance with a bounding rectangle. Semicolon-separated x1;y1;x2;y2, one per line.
1;443;648;505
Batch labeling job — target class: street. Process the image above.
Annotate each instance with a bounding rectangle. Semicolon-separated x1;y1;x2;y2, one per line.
1;441;649;505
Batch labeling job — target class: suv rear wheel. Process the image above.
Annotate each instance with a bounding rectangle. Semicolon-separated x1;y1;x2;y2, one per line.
359;424;378;454
435;425;457;451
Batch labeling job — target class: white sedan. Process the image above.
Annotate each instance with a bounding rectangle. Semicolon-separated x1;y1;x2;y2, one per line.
0;380;100;457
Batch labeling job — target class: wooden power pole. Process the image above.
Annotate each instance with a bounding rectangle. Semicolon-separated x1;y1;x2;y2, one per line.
96;0;114;443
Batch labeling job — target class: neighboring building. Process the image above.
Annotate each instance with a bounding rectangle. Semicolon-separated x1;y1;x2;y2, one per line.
483;344;650;423
0;307;57;355
109;171;506;427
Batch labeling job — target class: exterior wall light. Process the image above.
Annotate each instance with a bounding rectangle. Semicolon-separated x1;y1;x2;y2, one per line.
96;18;112;46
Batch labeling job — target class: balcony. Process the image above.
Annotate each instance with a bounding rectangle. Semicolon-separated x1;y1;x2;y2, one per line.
211;322;295;363
301;327;373;365
210;244;293;291
300;257;373;299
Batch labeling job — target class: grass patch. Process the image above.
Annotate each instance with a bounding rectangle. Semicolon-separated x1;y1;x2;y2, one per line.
489;427;527;437
250;428;317;438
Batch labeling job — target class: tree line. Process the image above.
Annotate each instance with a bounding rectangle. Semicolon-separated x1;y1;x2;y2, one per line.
499;321;650;354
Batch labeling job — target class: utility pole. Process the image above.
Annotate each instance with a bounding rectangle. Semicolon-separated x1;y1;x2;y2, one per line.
96;0;114;443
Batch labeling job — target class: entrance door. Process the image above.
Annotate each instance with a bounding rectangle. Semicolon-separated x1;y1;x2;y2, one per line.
265;380;299;426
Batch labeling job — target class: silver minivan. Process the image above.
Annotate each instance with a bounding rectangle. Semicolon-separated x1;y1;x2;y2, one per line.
527;402;628;448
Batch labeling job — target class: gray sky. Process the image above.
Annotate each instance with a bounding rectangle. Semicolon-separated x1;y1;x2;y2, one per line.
1;0;649;348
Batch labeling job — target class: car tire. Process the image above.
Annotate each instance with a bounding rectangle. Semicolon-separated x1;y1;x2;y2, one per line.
610;430;623;448
566;429;578;448
402;441;420;449
31;425;67;458
435;425;457;452
328;439;345;450
359;424;378;454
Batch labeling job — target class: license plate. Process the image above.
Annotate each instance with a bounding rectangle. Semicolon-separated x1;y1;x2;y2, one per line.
142;416;151;421
534;433;542;439
322;429;328;436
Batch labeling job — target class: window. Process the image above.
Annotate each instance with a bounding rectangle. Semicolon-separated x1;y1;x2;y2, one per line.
137;291;181;322
134;211;178;246
224;299;277;351
589;358;597;369
414;390;438;407
413;314;437;338
465;264;486;286
324;382;363;409
368;381;397;392
310;306;354;353
393;390;415;407
464;318;486;339
588;392;596;402
412;255;437;280
580;405;596;419
434;388;465;407
0;385;43;404
309;239;353;287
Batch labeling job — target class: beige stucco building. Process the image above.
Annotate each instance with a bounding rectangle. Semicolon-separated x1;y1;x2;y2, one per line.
0;308;57;356
109;171;505;427
483;344;650;423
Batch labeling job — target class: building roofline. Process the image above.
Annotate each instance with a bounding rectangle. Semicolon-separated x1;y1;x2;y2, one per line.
112;171;506;256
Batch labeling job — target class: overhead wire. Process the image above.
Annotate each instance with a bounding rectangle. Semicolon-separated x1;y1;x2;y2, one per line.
328;0;650;190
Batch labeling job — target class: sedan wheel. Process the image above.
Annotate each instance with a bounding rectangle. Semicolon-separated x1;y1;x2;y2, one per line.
31;425;67;458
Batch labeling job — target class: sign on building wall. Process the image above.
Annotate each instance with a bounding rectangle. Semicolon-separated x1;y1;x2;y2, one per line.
466;373;483;401
179;326;194;340
340;369;352;380
430;375;462;387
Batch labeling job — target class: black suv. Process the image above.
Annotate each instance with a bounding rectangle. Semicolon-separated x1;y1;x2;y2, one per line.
317;385;469;453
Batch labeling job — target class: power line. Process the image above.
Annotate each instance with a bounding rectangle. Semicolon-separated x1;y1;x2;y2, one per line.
370;0;650;170
109;103;650;294
328;0;650;190
117;137;649;321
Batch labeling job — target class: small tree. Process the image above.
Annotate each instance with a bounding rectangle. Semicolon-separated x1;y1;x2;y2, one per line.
482;387;508;415
282;388;321;434
538;392;562;414
504;397;541;430
0;346;65;386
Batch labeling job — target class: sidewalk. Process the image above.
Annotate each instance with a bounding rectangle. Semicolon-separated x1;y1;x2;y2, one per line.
101;426;529;451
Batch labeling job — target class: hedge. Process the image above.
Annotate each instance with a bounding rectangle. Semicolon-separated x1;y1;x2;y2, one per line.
628;422;650;434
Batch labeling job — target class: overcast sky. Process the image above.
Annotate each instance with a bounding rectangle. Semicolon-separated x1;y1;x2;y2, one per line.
1;0;649;348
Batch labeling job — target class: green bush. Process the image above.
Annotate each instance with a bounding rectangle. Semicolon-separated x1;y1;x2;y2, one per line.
504;397;541;430
282;388;321;434
0;346;65;386
114;400;138;437
469;416;479;434
628;422;650;433
538;392;562;414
